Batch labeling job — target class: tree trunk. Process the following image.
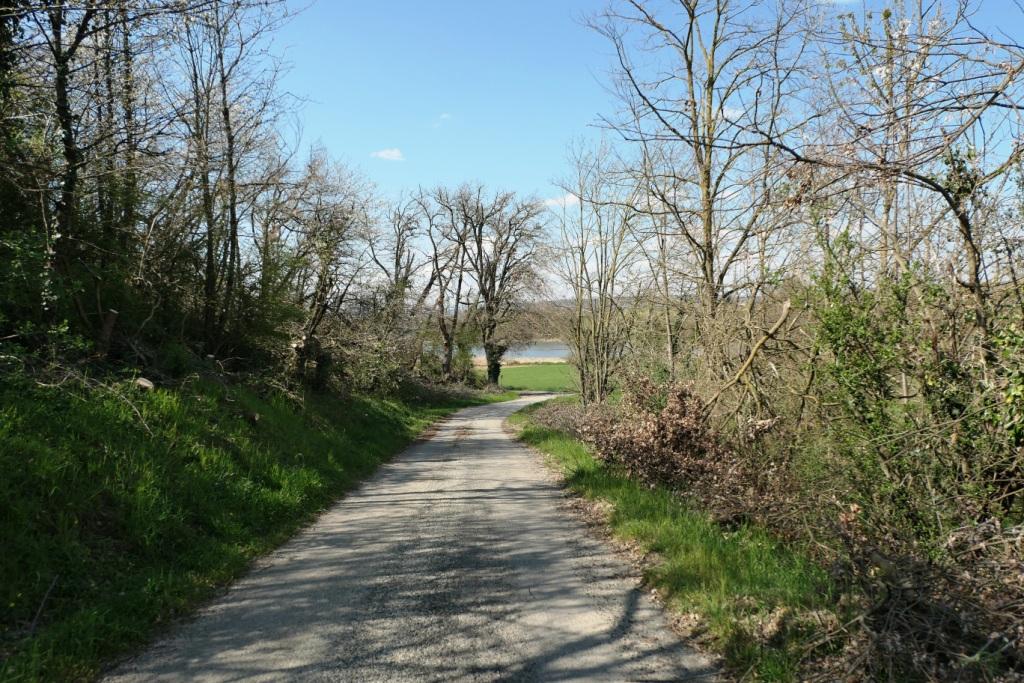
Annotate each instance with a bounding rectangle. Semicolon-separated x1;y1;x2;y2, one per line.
440;333;454;380
436;293;456;382
216;26;240;337
485;346;502;387
118;1;137;247
200;154;218;344
483;335;506;387
52;30;78;273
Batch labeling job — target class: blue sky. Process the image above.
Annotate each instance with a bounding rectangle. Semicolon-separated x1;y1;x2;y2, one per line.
272;1;1024;204
274;0;613;203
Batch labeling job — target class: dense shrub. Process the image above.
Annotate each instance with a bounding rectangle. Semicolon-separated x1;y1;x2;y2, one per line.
572;354;1024;678
578;377;795;529
581;378;723;486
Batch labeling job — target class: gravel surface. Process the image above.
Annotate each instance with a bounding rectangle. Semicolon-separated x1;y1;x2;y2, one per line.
105;395;718;682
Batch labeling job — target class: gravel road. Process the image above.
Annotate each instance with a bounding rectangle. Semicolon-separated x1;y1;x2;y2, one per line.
106;395;717;682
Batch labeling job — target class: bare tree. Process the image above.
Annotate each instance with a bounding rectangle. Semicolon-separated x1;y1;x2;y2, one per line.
592;0;804;412
289;149;371;387
462;186;544;386
364;196;435;369
556;143;642;403
752;0;1024;367
418;186;472;381
170;0;288;346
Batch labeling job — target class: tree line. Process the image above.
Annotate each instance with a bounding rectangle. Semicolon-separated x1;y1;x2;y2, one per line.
0;0;548;393
0;0;544;391
551;0;1024;677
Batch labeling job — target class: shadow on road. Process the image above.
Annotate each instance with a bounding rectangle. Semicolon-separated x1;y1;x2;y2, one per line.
106;398;717;682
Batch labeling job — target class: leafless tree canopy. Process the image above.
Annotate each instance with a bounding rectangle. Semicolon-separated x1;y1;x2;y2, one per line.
0;1;543;393
540;1;1024;678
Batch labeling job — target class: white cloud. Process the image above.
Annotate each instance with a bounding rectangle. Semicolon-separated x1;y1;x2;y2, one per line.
543;193;580;209
432;112;453;128
721;105;745;120
370;148;405;162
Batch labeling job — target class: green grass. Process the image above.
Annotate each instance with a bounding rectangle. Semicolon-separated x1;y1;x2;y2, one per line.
509;399;834;681
0;372;513;682
495;362;576;392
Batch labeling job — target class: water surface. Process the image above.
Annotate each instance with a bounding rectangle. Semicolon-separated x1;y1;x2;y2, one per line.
471;341;570;362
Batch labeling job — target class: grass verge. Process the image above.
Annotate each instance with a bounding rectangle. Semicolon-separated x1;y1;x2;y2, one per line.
0;371;513;682
509;398;835;681
494;362;576;392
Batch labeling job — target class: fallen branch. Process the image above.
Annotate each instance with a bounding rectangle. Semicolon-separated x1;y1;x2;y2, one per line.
28;575;58;636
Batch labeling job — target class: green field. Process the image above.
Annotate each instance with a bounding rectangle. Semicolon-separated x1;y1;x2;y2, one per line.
509;398;835;681
0;374;513;681
498;362;576;392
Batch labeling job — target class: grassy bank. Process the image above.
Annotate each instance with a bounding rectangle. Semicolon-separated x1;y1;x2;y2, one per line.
496;362;576;392
509;399;835;681
0;371;512;681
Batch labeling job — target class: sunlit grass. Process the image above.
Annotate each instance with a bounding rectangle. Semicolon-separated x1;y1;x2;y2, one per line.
0;374;511;681
509;399;834;681
495;362;576;392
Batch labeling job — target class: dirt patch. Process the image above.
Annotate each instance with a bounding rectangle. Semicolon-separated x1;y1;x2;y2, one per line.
415;425;441;442
416;417;452;443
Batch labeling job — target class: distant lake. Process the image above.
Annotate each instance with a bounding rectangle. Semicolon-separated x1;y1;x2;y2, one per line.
471;341;570;362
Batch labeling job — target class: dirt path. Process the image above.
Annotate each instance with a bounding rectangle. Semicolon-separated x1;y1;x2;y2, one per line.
106;395;717;682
